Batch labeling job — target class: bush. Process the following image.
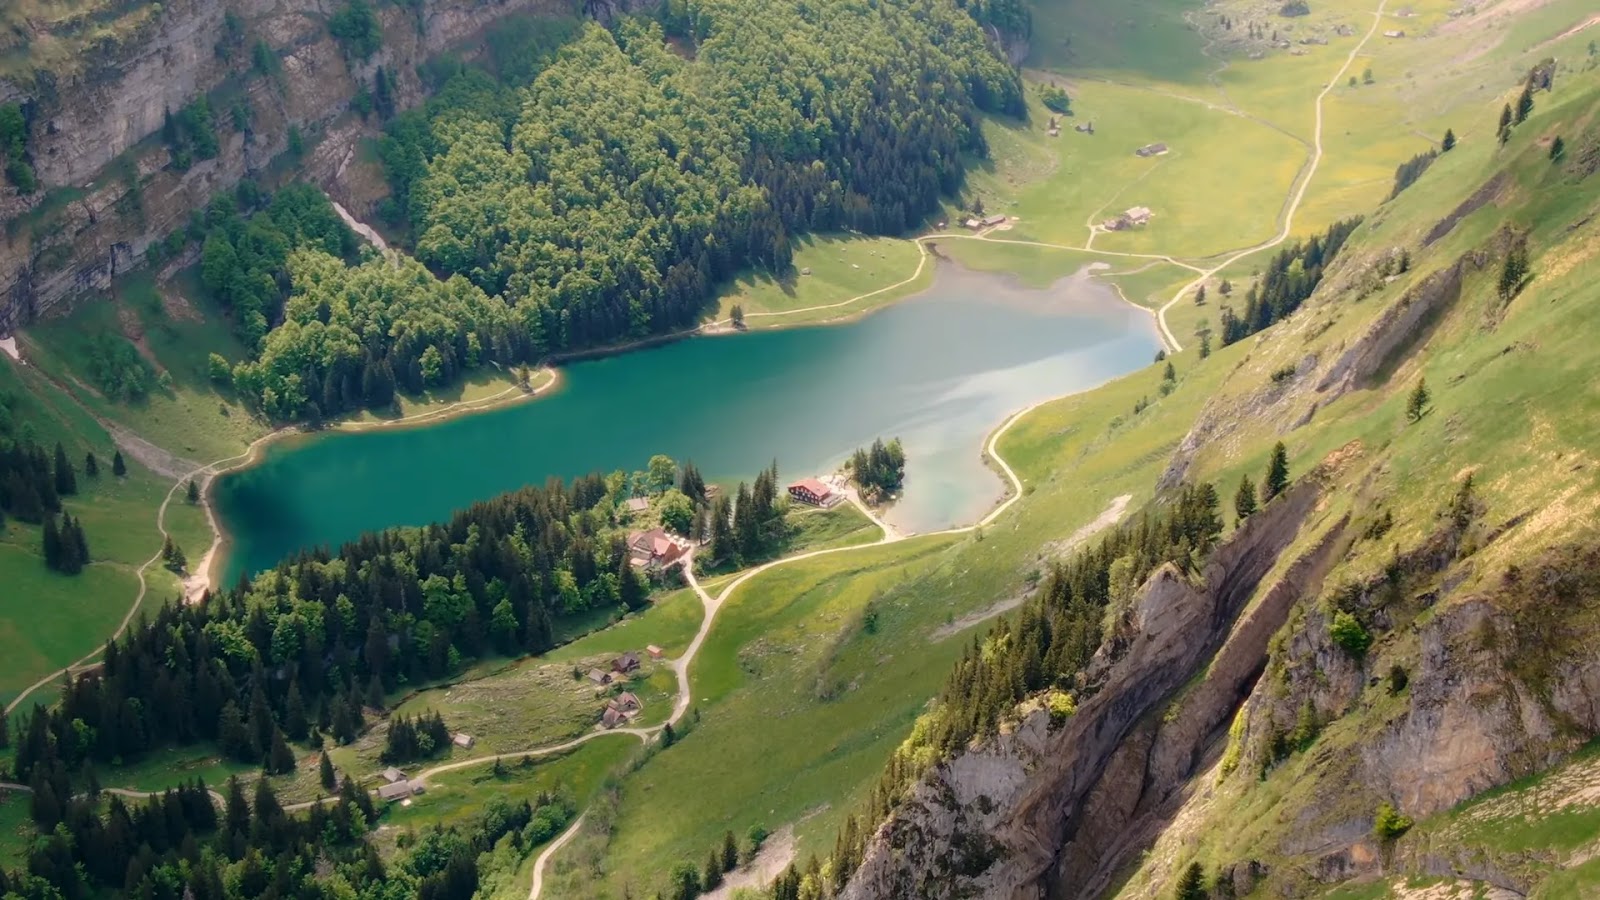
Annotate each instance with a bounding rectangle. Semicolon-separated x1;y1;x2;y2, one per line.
328;0;382;61
1373;802;1413;841
1329;611;1372;658
1041;85;1072;114
1280;0;1310;16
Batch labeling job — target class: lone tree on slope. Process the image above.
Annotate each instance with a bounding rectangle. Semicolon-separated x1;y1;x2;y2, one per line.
1406;377;1431;423
1235;474;1258;524
1175;862;1208;900
1442;128;1457;152
1261;441;1290;504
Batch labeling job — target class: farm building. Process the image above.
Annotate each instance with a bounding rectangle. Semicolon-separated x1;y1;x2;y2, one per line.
982;214;1008;227
378;781;422;801
627;528;688;568
647;644;664;659
1135;143;1169;157
624;496;650;515
452;733;475;749
587;668;613;686
788;478;837;507
381;767;406;784
612;652;641;675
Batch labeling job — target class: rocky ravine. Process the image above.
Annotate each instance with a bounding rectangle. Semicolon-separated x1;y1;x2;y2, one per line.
838;468;1339;900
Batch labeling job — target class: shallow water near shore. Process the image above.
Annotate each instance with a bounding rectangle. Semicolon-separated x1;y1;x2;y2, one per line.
215;263;1162;581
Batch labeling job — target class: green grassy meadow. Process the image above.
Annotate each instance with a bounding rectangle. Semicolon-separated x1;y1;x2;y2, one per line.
711;234;930;327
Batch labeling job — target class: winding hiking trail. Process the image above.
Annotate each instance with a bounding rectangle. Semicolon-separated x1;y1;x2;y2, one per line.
1;5;1389;895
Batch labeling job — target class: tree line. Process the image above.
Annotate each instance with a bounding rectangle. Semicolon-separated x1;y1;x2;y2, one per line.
4;770;390;900
1218;217;1363;346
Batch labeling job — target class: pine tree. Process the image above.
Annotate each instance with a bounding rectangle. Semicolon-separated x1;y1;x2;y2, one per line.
1550;135;1566;162
187;479;200;504
1497;103;1513;143
1441;128;1456;152
42;514;62;571
619;556;648;611
266;727;296;774
284;682;309;740
1174;861;1207;900
702;850;723;891
112;450;127;477
1234;474;1258;524
1199;332;1212;359
721;830;739;872
1515;83;1534;124
1498;238;1529;301
1406;378;1431;423
1163;361;1176;382
53;443;76;496
83;452;98;478
1194;284;1206;305
1262;442;1290;504
662;723;676;747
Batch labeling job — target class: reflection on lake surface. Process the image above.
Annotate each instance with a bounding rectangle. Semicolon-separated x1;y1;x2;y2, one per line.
215;262;1162;581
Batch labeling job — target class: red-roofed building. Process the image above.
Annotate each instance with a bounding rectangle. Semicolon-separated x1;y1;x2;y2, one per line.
788;478;837;507
627;528;687;568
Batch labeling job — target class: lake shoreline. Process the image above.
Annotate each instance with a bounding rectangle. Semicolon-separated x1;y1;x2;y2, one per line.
210;255;1155;582
198;369;563;596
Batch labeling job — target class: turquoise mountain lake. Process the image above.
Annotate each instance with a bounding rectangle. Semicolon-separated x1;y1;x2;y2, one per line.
215;263;1162;581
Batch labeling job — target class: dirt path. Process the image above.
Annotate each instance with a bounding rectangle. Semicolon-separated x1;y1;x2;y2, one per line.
706;239;932;330
1151;0;1390;352
701;825;798;899
4;370;560;717
929;493;1132;641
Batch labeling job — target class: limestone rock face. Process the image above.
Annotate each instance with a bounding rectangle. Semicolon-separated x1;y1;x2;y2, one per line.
840;470;1600;900
0;0;577;332
839;479;1329;900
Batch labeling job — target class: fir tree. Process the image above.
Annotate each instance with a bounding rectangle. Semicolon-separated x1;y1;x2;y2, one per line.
1550;135;1566;162
83;452;98;478
1174;861;1207;900
1441;128;1456;152
187;479;200;504
722;830;740;872
1262;442;1290;504
284;681;309;740
1234;474;1258;524
1498;238;1529;301
702;849;723;891
266;727;296;775
1514;83;1534;124
53;443;76;496
1497;103;1513;143
42;514;61;571
112;450;127;477
319;752;337;790
1406;378;1431;423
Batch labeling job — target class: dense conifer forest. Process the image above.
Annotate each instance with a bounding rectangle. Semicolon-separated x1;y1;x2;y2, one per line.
1218;217;1363;346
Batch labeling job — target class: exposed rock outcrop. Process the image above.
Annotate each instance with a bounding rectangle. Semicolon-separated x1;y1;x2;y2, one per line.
0;0;581;333
839;473;1333;900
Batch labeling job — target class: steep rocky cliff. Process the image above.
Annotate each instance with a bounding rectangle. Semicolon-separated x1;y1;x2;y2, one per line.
839;472;1341;900
0;0;588;333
